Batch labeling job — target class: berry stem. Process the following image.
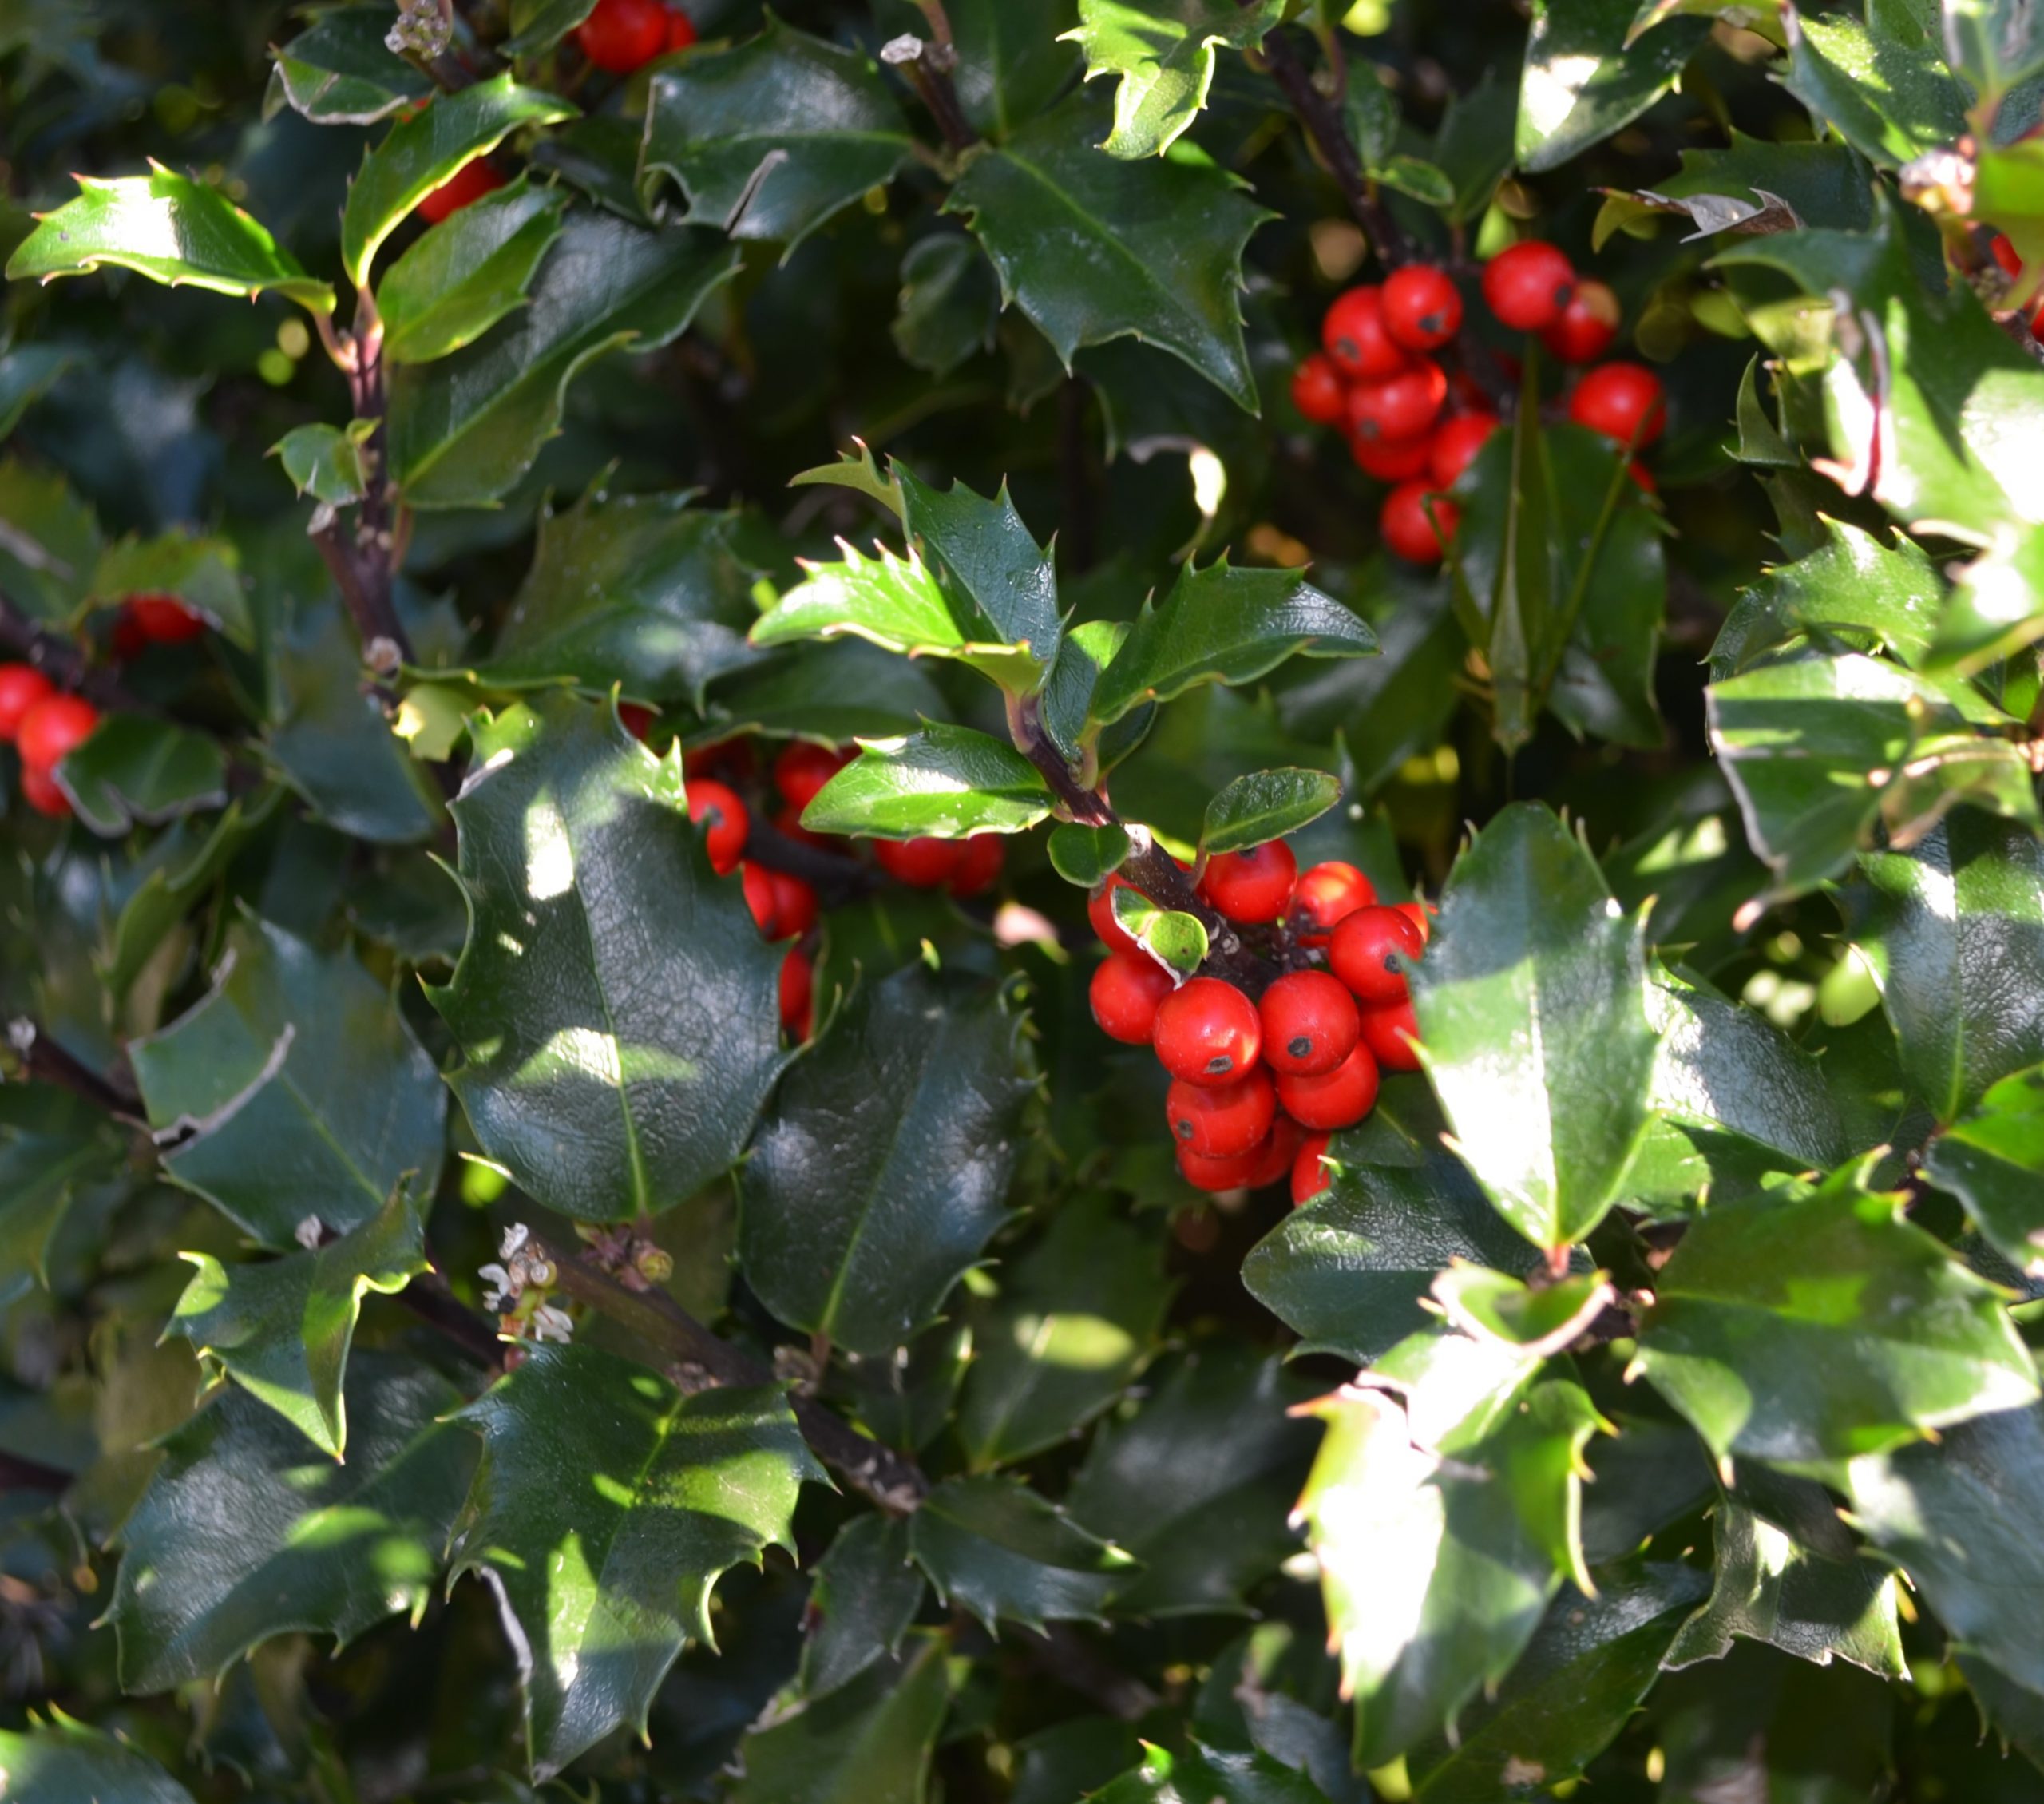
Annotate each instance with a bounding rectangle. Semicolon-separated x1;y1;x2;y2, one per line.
0;592;150;715
882;31;979;153
5;1017;143;1118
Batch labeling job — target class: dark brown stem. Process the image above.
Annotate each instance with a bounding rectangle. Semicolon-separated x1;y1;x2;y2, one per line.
885;36;979;153
0;593;150;715
1024;1624;1161;1721
0;1450;71;1494
404;1266;508;1371
313;303;416;672
5;1019;142;1117
741;817;884;905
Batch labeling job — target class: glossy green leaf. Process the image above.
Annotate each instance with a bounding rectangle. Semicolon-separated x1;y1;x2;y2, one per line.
1516;0;1710;173
1109;882;1209;977
802;724;1053;839
1850;814;2044;1124
6;163;334;313
897;464;1062;684
1409;803;1656;1251
705;640;953;746
501;0;600;54
1709;520;1946;680
129;914;446;1249
271;419;374;506
165;1186;426;1459
739;964;1033;1355
109;1354;477;1691
388;212;739;510
430;695;788;1221
0;1717;196;1804
799;1514;926;1700
1783;6;1966;169
1041;617;1132;758
1432;1267;1616;1355
1635;1166;2038;1462
1924;1062;2044;1276
909;1474;1135;1633
642;20;914;256
339;74;573;287
268;8;431;125
1088;560;1374;728
450;1344;820;1776
378;177;567;365
1091;1741;1330;1804
1200;768;1340;856
51;714;225;838
945;96;1271;410
945;0;1083;139
731;1636;951;1804
474;487;763;707
957;1196;1170;1469
892;233;999;376
1066;1344;1317;1617
1048;822;1130;886
1064;0;1283;160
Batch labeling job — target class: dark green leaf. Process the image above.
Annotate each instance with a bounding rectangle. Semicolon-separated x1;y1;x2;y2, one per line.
892;234;999;376
1516;0;1710;172
705;640;953;745
0;343;77;440
897;463;1062;684
1201;768;1340;855
0;457;99;624
1635;1165;2038;1462
802;724;1052;839
1710;520;1945;680
430;695;788;1221
947;0;1083;139
109;1354;476;1691
945;97;1272;410
730;1637;951;1804
130;914;446;1249
0;1719;196;1804
53;715;226;837
1925;1062;2044;1276
378;177;568;365
908;1474;1135;1633
799;1514;926;1700
1432;70;1518;223
501;0;599;55
1090;1741;1331;1804
1578;1416;1715;1563
1064;0;1284;160
271;420;374;505
642;20;915;256
1783;6;1967;168
450;1345;821;1776
269;8;431;125
1041;616;1131;758
1047;822;1131;886
89;529;252;645
739;964;1033;1356
0;1100;120;1306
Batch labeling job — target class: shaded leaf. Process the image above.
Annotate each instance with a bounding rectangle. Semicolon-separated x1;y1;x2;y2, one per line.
892;233;999;377
1090;1740;1332;1804
268;8;431;125
802;724;1053;839
1064;0;1284;160
799;1514;925;1700
89;529;252;645
52;715;226;838
1516;0;1710;173
0;1716;196;1804
0;343;78;440
730;1636;951;1804
378;176;568;365
0;458;99;624
909;1474;1134;1633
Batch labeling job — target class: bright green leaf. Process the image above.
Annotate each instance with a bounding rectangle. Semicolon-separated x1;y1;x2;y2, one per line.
1091;1740;1330;1804
802;724;1053;839
271;420;374;506
268;9;432;125
1710;520;1946;680
897;463;1062;682
1048;822;1131;886
1783;6;1967;169
1924;1061;2044;1276
1063;0;1284;160
1201;767;1341;856
1109;882;1209;977
378;176;568;364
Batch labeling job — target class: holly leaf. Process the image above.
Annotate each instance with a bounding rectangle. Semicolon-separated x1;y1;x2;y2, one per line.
1409;803;1657;1252
641;19;915;257
109;1354;477;1691
6;163;335;314
730;1636;951;1804
956;1195;1171;1469
896;464;1062;684
945;96;1272;410
1091;1741;1332;1804
271;420;374;506
473;487;765;708
378;176;568;365
388;212;739;510
267;9;431;125
1782;6;1967;169
705;640;953;746
164;1186;426;1459
89;528;252;646
1943;0;2044;105
908;1474;1135;1633
945;0;1083;139
1064;0;1285;160
51;715;226;838
0;458;99;624
1048;822;1131;886
129;913;446;1249
0;343;78;441
0;1096;122;1306
799;1514;926;1701
1924;1063;2044;1277
1065;1344;1317;1617
430;695;789;1222
450;1344;821;1777
1087;560;1376;729
1709;520;1946;680
1634;1164;2039;1463
739;965;1034;1356
1201;768;1340;856
802;724;1053;839
0;1717;195;1804
1109;883;1210;978
893;233;1000;376
1516;0;1711;173
501;0;600;54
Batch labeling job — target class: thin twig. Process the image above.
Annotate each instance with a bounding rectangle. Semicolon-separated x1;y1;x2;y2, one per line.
5;1019;142;1117
881;34;979;153
0;593;150;715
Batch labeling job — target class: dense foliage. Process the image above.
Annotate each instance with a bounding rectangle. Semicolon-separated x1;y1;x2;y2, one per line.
5;0;2044;1798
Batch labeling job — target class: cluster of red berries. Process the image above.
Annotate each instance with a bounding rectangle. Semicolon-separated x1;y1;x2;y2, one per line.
1990;236;2044;334
0;670;97;819
1087;839;1429;1204
1289;242;1665;564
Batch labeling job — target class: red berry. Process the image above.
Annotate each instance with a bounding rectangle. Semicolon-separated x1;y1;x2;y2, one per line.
619;702;656;741
1090;951;1175;1045
687;778;749;875
17;693;97;772
874;836;965;887
740;862;780;937
1381;265;1463;352
1352;432;1434;482
770;870;818;938
1483;240;1575;331
1569;362;1666;448
664;3;697;50
1291;353;1350;427
417;158;504;224
1329;904;1425;1005
1359;997;1422;1072
1167;1067;1276;1158
1258;970;1361;1077
1392;898;1435;945
1088;874;1142;956
1176;1138;1264;1193
1348;358;1447;444
1290;862;1376;944
18;762;69;819
948;833;1005;898
1321;287;1410;382
1429;413;1500;489
1274;1040;1380;1132
1153;977;1262;1088
1991;234;2022;278
1291;1132;1332;1206
1245;1113;1305;1191
1199;841;1297;924
780;946;814;1039
1627;462;1658;494
1380;481;1458;564
0;664;54;741
575;0;668;72
774;740;850;812
127;593;206;644
1541;278;1621;363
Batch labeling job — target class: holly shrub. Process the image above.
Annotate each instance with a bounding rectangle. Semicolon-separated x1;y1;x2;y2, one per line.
5;0;2044;1799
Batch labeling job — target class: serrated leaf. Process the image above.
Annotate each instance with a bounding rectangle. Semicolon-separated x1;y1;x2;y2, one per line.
51;715;226;838
945;95;1271;410
909;1474;1134;1633
6;163;334;313
1924;1062;2044;1275
473;487;764;707
1091;1741;1331;1804
1710;520;1945;680
739;965;1032;1355
1064;0;1284;160
1516;0;1711;173
641;19;914;257
1432;1267;1615;1355
378;176;567;365
1409;803;1657;1251
897;464;1062;683
0;1717;196;1804
1201;768;1340;856
892;233;999;377
109;1354;476;1691
1635;1164;2039;1462
731;1635;951;1804
799;1514;926;1700
271;420;374;505
1087;560;1375;728
1066;1344;1317;1616
1109;883;1209;977
339;74;572;287
269;8;431;125
165;1186;426;1458
802;724;1052;839
129;914;446;1249
450;1344;821;1776
1783;5;1967;169
430;695;788;1221
387;212;738;510
1048;822;1130;886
